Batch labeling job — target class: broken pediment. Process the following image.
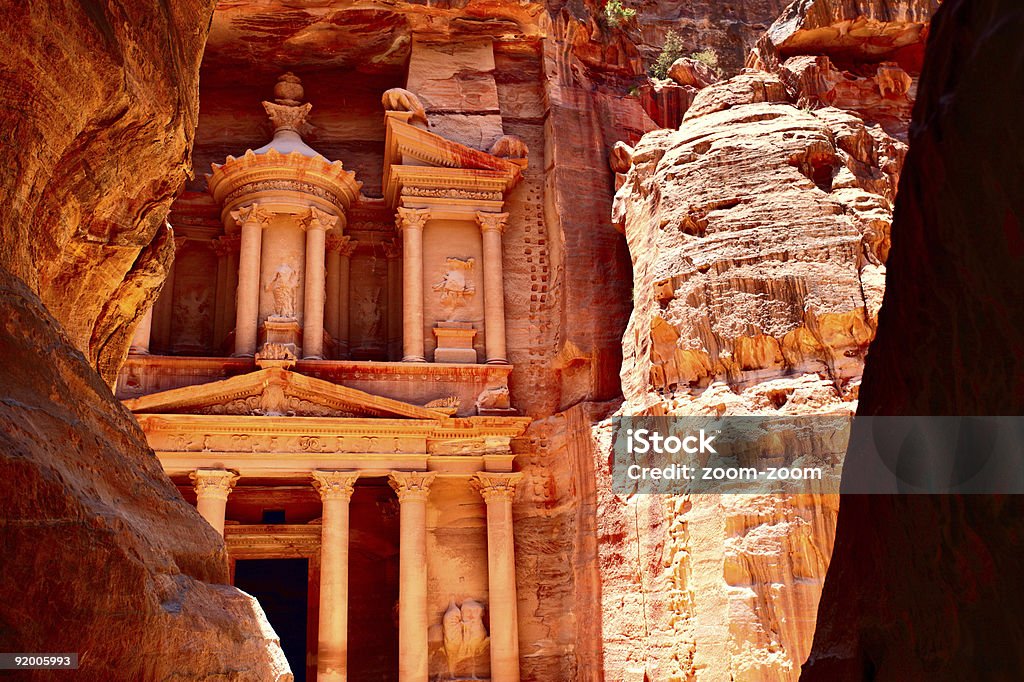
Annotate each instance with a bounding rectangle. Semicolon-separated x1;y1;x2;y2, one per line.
382;111;526;209
123;367;445;420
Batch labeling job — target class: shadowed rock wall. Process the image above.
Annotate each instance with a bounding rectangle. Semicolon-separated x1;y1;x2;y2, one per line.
804;1;1024;678
0;1;291;678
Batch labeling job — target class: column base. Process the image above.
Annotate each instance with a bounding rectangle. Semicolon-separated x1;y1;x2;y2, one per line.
231;352;256;358
128;348;150;356
403;355;427;363
303;354;324;360
486;358;510;365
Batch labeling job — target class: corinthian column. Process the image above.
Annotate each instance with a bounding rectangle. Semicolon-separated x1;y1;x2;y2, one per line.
231;204;272;356
476;212;510;364
302;207;339;359
337;238;356;359
471;472;523;682
383;239;402;361
190;468;240;536
388;471;436;682
325;235;346;356
312;470;360;682
397;208;430;362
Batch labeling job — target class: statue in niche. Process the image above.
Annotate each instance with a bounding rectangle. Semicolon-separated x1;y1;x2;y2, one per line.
174;287;210;347
440;598;489;680
266;266;299;318
433;257;475;312
356;286;383;340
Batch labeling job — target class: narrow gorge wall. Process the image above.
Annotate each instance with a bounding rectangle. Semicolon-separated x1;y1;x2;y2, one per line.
805;0;1024;677
0;2;290;678
596;1;935;678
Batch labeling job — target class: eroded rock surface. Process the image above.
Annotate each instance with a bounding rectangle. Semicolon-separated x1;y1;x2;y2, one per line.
0;1;290;678
0;269;291;680
600;22;914;675
805;0;1024;678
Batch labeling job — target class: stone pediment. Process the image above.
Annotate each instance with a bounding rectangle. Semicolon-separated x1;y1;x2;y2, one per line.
123;367;444;420
383;113;525;207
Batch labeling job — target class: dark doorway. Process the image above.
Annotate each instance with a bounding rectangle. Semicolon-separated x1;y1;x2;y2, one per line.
348;482;401;680
235;559;309;681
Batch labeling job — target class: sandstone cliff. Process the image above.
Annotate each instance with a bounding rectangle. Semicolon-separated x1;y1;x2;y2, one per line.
804;0;1024;677
0;1;290;678
595;1;935;677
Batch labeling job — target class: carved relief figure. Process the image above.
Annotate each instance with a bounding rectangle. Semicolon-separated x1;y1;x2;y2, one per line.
433;257;475;310
174;288;211;346
266;266;299;318
356;286;383;339
441;598;489;680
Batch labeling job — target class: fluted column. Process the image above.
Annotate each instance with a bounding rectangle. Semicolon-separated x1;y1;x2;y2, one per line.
129;304;154;355
471;472;523;682
312;470;360;682
389;471;436;682
476;212;510;364
190;468;239;536
384;239;402;361
231;204;272;356
397;208;430;362
302;208;339;360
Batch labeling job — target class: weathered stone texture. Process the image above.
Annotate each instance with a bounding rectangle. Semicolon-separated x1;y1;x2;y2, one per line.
0;1;290;678
805;0;1024;678
0;1;215;383
0;268;291;680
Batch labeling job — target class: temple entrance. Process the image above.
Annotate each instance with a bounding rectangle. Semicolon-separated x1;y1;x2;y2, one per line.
348;480;401;680
235;559;309;681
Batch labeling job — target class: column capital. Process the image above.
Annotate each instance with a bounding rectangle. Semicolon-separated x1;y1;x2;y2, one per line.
302;206;340;232
312;470;360;501
190;468;240;501
326;234;357;257
230;203;273;228
397;207;430;232
382;238;402;259
388;471;436;502
212;234;241;257
476;211;509;235
471;472;523;502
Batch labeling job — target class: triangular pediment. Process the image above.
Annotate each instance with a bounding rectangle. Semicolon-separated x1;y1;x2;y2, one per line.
123;367;444;420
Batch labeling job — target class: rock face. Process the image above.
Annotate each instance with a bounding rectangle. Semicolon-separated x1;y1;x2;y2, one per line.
0;269;291;681
0;1;217;384
804;0;1024;678
0;1;290;678
599;0;927;671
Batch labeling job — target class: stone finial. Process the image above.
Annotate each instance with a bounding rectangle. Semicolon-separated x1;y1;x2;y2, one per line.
273;72;304;106
311;470;360;501
489;135;529;160
190;469;240;501
381;87;428;126
471;472;523;502
302;206;339;232
388;471;436;502
264;73;312;134
230;203;273;228
396;207;431;232
475;212;509;234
